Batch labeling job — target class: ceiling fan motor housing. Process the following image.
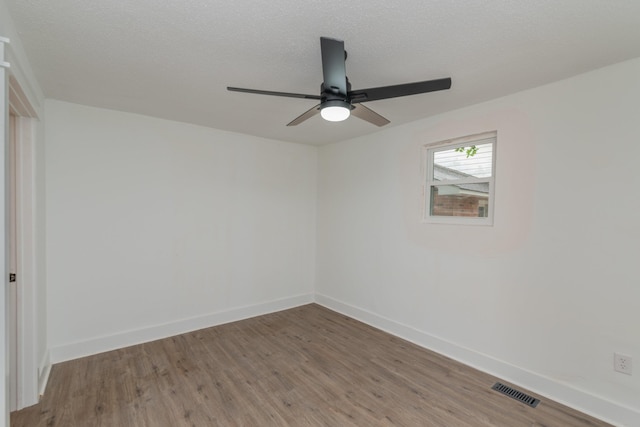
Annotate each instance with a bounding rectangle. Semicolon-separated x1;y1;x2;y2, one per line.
320;80;351;104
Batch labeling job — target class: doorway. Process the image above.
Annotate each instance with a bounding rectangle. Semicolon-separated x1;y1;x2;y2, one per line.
7;74;40;411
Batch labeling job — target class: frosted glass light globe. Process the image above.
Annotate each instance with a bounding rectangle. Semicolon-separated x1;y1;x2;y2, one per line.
320;102;351;122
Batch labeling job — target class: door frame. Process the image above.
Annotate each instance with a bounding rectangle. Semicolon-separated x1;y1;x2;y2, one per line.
8;69;39;410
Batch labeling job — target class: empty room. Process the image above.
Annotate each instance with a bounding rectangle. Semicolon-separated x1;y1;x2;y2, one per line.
1;1;639;426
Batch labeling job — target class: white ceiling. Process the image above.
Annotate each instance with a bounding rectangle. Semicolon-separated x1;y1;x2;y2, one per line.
6;0;640;146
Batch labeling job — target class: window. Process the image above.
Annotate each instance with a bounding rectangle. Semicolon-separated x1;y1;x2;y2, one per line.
423;131;496;225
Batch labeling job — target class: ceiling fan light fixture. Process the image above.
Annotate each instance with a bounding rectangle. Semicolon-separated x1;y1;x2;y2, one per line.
320;100;351;122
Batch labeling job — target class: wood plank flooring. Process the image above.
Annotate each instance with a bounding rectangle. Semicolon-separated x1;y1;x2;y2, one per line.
12;304;612;426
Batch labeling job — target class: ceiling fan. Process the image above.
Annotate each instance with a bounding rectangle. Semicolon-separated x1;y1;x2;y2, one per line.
227;37;452;127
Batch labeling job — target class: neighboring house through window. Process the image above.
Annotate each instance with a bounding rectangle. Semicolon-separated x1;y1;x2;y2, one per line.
423;131;496;225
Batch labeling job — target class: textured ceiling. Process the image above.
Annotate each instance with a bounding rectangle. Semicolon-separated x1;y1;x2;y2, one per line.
5;0;640;145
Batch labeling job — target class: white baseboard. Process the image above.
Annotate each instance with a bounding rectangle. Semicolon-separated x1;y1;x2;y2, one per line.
50;293;314;364
38;350;51;398
314;293;638;427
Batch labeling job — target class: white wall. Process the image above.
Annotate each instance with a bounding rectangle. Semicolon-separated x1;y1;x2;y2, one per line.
45;100;317;361
316;57;640;425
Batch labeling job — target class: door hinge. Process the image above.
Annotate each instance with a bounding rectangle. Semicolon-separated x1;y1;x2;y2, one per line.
9;273;16;282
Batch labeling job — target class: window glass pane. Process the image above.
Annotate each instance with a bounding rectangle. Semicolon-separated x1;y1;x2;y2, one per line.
430;185;489;217
433;142;493;179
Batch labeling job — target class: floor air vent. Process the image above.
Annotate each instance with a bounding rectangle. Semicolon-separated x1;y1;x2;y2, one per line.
491;382;540;408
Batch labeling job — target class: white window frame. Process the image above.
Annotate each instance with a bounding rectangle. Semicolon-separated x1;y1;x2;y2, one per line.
422;131;497;225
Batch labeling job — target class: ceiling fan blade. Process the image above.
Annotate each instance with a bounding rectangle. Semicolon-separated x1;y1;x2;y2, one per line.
227;87;321;100
320;37;348;96
349;77;452;103
350;104;390;127
287;104;321;126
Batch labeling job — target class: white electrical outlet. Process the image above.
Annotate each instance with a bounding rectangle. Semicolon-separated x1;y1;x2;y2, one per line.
614;353;632;375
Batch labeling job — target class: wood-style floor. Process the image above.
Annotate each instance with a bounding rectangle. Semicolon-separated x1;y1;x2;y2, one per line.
12;304;611;426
